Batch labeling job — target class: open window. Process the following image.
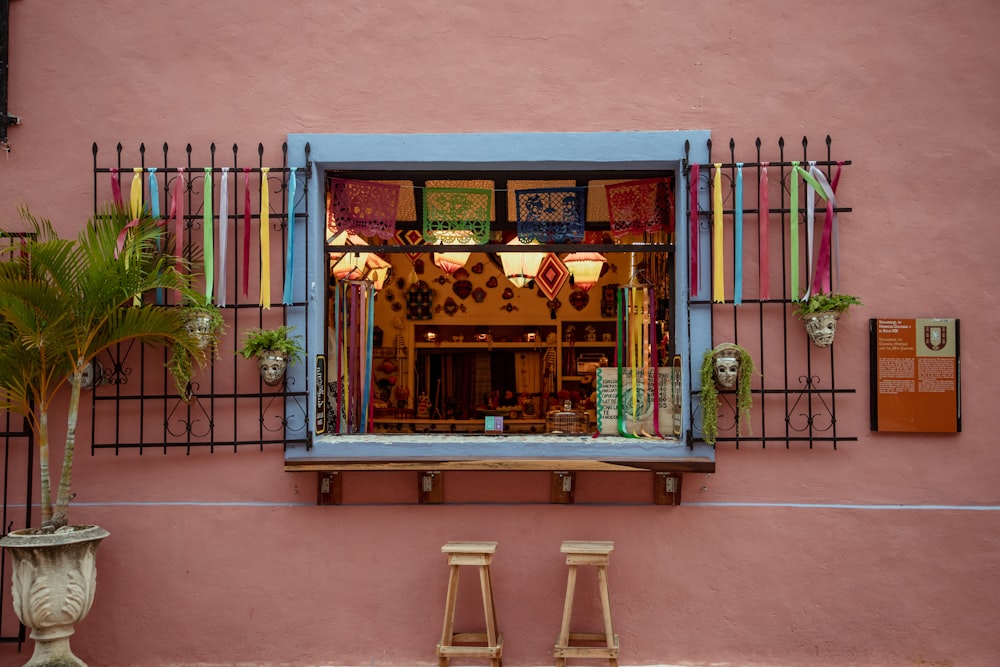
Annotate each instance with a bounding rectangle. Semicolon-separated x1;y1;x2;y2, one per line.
285;131;715;476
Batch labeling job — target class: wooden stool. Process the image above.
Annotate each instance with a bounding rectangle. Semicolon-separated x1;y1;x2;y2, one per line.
554;541;618;667
436;541;503;667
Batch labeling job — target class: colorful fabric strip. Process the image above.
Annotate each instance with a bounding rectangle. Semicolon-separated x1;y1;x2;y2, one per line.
203;168;214;303
689;164;699;296
759;163;770;300
171;168;185;302
130;168;143;219
801;161;818;300
110;168;123;208
259;167;271;309
217;168;229;307
712;164;725;303
242;168;251;298
789;162;800;301
734;164;744;306
283;170;296;305
148;169;160;218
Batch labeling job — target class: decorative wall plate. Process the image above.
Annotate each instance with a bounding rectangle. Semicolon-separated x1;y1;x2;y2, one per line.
453;279;473;300
569;289;589;311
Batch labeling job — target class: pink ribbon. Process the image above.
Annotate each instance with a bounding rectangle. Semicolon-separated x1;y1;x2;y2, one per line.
688;163;700;296
242;168;251;298
810;162;843;295
114;217;141;259
759;163;770;301
110;168;123;209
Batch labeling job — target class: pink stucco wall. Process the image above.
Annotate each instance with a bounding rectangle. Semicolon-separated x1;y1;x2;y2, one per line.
1;1;999;666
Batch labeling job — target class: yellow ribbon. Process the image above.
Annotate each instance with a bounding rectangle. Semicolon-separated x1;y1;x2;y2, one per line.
259;168;271;309
712;164;725;303
129;168;143;219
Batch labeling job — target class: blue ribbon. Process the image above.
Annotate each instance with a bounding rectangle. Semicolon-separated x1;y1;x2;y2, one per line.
148;169;160;218
282;170;296;305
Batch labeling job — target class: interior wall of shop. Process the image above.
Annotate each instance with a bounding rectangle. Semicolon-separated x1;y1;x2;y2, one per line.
1;2;998;666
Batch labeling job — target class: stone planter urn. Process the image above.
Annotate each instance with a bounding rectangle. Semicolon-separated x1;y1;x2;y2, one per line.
256;351;289;386
0;525;109;667
802;311;840;348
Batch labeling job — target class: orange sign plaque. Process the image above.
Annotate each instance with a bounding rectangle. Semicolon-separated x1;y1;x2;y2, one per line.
870;318;960;432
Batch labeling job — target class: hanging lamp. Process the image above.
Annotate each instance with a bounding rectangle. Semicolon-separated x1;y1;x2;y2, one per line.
500;237;545;288
563;252;608;292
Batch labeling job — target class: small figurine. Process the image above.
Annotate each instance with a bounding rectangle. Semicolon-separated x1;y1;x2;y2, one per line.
416;392;431;419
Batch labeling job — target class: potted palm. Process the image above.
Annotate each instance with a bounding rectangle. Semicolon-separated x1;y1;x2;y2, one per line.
792;292;863;348
236;324;304;386
0;205;219;667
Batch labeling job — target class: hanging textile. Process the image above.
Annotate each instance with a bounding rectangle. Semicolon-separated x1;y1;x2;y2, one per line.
514;187;587;243
712;164;725;303
242;168;251;299
331;280;376;433
759;163;770;301
605;177;673;238
688;164;700;296
148;169;161;218
422;187;492;245
789;161;800;301
282;169;296;305
259;167;271;309
218;168;230;307
612;284;661;438
110;168;123;209
734;164;744;305
171;168;185;302
328;177;400;240
203;168;214;303
129;168;143;219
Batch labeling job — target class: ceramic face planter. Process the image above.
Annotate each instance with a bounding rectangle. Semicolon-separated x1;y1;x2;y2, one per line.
713;352;741;390
257;353;289;386
804;312;839;348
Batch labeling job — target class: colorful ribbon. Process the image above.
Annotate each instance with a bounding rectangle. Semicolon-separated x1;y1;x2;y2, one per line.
798;162;842;295
789;161;800;301
712;164;724;303
203;168;214;303
282;169;296;305
759;163;770;301
129;168;143;219
689;163;700;296
110;168;123;209
148;169;160;218
259;167;271;309
217;168;229;307
170;168;185;302
242;168;251;298
734;164;744;306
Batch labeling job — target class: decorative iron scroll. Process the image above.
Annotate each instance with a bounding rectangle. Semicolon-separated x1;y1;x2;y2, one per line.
605;177;674;238
327;177;400;240
422;187;492;244
514;187;587;243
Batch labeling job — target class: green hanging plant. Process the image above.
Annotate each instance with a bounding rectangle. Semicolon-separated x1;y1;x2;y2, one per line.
699;343;755;445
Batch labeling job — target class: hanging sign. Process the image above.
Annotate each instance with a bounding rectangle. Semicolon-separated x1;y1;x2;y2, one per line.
315;355;327;435
870;318;960;432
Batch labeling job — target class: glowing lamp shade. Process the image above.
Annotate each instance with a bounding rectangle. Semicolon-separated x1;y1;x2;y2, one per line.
563;252;607;292
500;238;544;288
433;231;476;276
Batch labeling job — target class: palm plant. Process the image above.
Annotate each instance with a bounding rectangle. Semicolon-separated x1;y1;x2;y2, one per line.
0;205;219;531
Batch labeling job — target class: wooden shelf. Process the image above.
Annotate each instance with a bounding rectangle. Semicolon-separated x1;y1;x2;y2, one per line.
414;341;553;350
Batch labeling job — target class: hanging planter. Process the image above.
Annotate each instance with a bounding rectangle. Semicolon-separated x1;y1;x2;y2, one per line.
183;305;225;350
700;343;755;445
236;325;305;386
792;292;863;348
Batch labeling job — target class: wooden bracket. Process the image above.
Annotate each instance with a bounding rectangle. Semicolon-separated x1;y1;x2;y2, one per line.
654;472;682;505
418;471;444;504
551;471;576;504
318;472;342;505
